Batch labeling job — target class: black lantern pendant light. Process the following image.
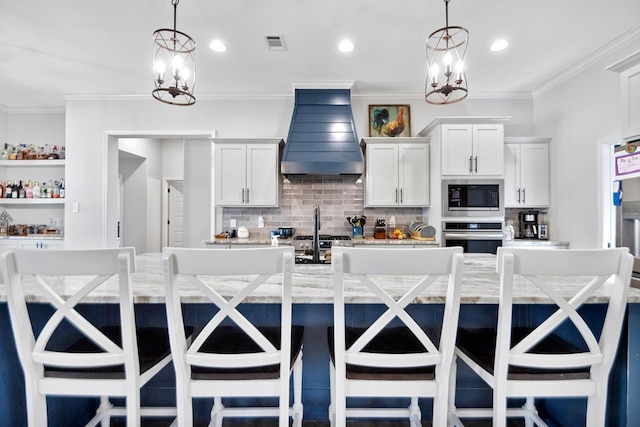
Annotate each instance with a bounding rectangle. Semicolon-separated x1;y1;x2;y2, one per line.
425;0;469;105
152;0;196;106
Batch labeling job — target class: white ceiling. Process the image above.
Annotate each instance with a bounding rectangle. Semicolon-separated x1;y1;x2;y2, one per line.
1;0;639;109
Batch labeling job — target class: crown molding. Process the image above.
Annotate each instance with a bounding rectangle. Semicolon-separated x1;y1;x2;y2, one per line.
533;25;640;98
606;49;640;73
290;80;355;90
2;106;65;114
44;87;534;107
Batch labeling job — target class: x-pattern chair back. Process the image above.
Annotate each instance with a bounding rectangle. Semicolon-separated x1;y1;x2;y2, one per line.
333;246;464;370
497;248;632;372
4;248;137;371
341;270;442;368
183;270;282;368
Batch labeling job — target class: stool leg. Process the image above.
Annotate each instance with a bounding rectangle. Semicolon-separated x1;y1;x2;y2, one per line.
210;397;224;427
524;397;535;427
292;355;303;427
328;360;336;427
409;396;421;427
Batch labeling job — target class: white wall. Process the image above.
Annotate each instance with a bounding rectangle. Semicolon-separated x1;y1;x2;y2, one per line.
534;34;640;248
7;112;64;148
119;138;163;253
183;139;212;247
119;154;147;253
0;110;7;142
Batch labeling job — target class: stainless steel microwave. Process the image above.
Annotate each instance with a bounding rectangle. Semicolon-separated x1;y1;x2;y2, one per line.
442;179;504;217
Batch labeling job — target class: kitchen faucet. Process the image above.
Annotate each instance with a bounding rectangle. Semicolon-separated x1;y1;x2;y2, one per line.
312;204;321;263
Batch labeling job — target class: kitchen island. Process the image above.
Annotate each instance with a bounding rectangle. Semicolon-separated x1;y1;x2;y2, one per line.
0;253;638;426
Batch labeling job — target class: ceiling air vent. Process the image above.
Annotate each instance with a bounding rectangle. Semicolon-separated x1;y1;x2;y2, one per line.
264;35;287;51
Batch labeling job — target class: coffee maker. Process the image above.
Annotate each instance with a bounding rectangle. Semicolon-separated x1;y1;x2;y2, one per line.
519;210;539;239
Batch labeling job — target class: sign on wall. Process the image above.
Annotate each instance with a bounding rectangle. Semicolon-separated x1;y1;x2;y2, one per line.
615;143;640;179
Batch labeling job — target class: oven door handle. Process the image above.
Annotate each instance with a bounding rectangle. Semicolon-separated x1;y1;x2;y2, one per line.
443;232;504;240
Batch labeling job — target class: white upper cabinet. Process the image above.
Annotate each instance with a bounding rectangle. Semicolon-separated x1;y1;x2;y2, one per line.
363;137;430;207
504;138;550;208
214;140;282;207
608;53;640;140
441;124;504;176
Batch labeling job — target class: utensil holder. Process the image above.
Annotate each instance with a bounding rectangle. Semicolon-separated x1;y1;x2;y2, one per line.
352;226;363;238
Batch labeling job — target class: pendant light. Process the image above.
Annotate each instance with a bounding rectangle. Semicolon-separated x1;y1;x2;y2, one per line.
152;0;196;106
425;0;468;105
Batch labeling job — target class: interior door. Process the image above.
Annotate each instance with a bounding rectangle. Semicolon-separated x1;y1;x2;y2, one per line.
168;180;185;247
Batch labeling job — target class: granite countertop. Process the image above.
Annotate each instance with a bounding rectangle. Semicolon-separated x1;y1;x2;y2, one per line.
2;252;639;305
202;238;437;246
503;239;570;247
0;235;64;240
351;238;438;246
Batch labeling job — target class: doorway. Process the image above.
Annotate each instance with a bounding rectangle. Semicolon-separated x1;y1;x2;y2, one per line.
166;179;185;247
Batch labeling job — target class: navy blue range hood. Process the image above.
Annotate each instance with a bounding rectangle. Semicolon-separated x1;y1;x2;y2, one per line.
281;89;364;177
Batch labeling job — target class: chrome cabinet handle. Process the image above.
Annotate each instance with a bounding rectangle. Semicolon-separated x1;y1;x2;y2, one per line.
522;188;525;204
395;188;398;204
469;156;473;173
400;188;403;204
474;156;478;173
246;188;249;204
517;188;521;203
242;188;245;204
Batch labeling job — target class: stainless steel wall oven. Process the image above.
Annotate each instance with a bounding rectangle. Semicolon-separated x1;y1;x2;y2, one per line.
442;221;503;254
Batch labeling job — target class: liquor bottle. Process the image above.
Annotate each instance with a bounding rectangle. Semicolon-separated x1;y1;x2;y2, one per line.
59;179;65;198
0;180;4;198
52;180;60;198
18;180;25;198
25;180;33;199
47;179;53;198
5;180;13;198
32;181;40;199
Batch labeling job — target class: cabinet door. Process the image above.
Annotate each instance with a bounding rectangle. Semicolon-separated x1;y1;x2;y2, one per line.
621;63;640;139
441;125;473;175
365;144;399;206
520;144;549;207
472;124;504;175
246;144;279;207
504;144;520;207
215;144;247;206
398;144;429;206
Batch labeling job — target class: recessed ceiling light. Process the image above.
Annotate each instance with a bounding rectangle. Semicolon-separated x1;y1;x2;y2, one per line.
209;40;227;53
490;39;509;52
338;39;355;53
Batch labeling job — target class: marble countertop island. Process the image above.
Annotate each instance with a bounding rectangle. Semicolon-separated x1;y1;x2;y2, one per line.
3;252;639;305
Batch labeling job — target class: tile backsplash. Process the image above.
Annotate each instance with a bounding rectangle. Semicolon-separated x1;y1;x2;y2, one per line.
221;177;425;239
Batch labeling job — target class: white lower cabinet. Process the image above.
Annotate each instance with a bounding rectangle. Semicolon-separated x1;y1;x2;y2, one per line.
504;138;550;208
0;239;64;251
17;240;64;249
